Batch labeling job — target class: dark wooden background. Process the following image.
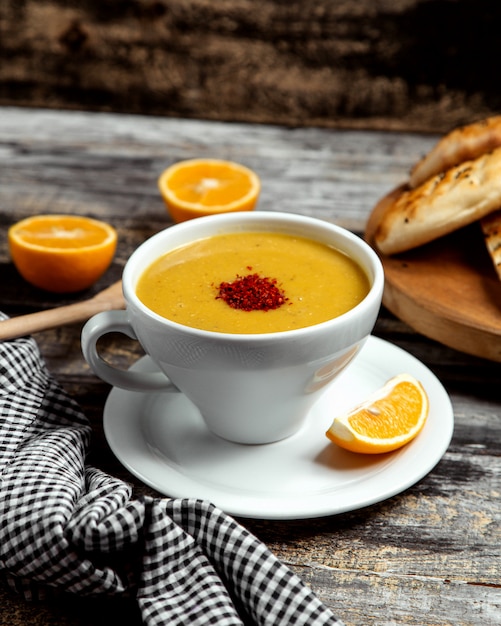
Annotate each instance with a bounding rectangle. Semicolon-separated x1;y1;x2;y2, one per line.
1;0;501;133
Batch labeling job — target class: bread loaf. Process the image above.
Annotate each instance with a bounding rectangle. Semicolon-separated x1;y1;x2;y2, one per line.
410;115;501;188
374;146;501;255
481;209;501;279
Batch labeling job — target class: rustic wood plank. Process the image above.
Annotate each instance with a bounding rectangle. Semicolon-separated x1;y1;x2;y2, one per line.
0;107;433;250
1;1;500;132
0;107;500;626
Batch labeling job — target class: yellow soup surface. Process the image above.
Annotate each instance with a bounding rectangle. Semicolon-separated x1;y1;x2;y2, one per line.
136;232;370;333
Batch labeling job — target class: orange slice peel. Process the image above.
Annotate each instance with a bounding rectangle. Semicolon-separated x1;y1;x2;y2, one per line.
326;373;429;454
158;158;261;222
8;214;117;293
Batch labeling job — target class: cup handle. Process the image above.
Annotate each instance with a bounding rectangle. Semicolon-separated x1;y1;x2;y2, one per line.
81;310;178;392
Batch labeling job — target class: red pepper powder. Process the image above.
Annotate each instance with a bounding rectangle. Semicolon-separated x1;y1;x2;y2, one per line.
216;271;288;312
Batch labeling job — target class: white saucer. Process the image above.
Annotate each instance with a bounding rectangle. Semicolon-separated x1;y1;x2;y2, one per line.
103;336;454;520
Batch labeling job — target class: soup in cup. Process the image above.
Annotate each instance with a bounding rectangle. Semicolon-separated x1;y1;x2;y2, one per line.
81;211;384;444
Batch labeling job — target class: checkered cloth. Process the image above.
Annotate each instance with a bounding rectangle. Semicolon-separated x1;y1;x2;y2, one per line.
0;319;343;625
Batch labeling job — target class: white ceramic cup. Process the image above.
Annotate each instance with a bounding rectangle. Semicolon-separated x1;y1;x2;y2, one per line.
81;212;384;444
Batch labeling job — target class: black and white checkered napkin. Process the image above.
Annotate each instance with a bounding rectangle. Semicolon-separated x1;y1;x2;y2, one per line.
0;318;343;625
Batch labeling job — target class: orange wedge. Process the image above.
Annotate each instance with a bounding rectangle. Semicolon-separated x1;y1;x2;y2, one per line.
8;215;117;293
326;374;429;454
158;158;261;222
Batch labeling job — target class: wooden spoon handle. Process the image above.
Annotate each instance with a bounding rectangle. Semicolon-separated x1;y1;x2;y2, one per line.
0;281;125;342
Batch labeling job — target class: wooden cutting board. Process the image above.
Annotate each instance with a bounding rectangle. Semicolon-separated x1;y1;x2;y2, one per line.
365;186;501;362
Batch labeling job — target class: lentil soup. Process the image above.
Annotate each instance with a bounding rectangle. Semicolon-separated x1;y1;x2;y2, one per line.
136;231;370;334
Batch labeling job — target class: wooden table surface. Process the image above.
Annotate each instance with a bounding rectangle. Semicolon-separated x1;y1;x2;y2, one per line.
0;107;500;626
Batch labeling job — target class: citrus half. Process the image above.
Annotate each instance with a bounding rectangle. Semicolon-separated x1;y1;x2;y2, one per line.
326;373;429;454
158;158;261;222
8;214;117;293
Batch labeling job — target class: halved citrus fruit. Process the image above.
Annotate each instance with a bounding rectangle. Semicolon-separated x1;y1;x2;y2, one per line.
8;215;117;293
158;158;261;222
326;373;429;454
